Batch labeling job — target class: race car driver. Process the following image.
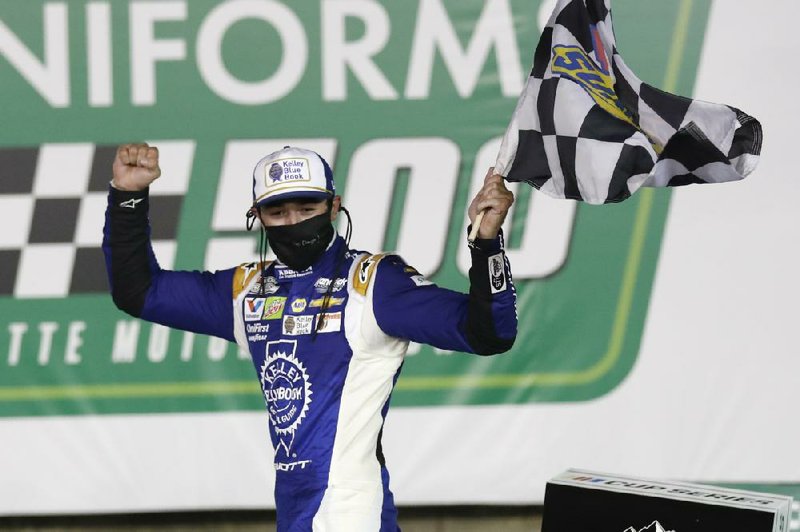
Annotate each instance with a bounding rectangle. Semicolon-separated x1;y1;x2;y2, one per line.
103;143;517;531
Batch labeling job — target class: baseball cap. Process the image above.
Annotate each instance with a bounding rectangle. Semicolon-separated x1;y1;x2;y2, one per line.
252;146;335;207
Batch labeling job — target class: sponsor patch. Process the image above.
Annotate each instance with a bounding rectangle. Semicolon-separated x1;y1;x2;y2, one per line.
276;265;313;280
290;298;307;313
315;311;342;333
410;274;432;287
283;314;314;336
249;275;278;295
313;277;347;294
246;322;269;334
246;323;270;342
244;298;265;321
488;253;507;294
264;296;286;319
309;296;345;308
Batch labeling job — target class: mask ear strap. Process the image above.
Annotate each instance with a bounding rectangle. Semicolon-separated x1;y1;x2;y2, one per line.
312;205;351;342
258;225;269;296
339;205;353;247
245;205;257;231
247;204;268;295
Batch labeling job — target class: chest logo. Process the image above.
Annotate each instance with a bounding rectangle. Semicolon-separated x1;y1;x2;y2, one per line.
264;296;286;319
310;296;345;308
290;298;307;313
249;275;278;295
244;298;265;321
261;340;313;457
283;314;314;336
314;277;347;293
315;311;342;333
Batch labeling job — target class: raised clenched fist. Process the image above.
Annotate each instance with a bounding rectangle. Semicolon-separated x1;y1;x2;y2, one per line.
111;143;161;192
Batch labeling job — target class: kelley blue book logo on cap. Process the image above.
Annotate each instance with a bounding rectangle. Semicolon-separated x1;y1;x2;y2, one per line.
265;157;310;186
269;162;283;182
253;147;334;206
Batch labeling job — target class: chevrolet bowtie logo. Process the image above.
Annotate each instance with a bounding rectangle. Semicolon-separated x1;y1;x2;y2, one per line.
119;197;144;209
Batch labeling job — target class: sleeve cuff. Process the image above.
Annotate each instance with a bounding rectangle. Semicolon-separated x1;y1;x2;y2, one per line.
109;185;149;213
466;225;504;254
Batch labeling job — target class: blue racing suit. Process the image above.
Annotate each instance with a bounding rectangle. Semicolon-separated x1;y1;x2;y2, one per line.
103;186;517;531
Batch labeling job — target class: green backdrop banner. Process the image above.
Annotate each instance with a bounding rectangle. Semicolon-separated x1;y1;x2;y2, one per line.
0;0;712;416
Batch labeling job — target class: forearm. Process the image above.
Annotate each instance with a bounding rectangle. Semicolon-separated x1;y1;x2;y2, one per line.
464;229;517;355
102;186;156;317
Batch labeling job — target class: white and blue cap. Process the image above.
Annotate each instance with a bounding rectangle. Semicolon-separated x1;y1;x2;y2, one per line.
252;146;335;207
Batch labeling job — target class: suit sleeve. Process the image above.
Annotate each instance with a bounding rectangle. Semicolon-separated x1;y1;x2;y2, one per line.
371;231;517;355
102;186;236;342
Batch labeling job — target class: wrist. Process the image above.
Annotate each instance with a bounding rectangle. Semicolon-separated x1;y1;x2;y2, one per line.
467;226;504;254
477;227;499;240
109;183;149;207
110;180;142;192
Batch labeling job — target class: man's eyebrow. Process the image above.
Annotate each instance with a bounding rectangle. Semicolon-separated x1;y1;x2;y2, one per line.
296;198;326;206
264;198;325;209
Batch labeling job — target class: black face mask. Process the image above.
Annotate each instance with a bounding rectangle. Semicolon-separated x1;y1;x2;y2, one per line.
265;212;334;271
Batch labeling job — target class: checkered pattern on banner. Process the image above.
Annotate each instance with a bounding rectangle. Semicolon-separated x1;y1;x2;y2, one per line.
495;0;763;204
0;142;193;298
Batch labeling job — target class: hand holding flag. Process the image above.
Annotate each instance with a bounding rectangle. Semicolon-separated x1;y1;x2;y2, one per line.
468;168;515;241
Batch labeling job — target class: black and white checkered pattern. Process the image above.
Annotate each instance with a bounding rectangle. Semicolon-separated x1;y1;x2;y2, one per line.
495;0;763;204
0;142;193;298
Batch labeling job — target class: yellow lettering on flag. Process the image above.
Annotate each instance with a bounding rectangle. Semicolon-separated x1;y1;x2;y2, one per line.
551;45;636;128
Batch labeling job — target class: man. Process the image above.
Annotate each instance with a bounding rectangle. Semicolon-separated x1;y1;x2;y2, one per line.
104;143;517;531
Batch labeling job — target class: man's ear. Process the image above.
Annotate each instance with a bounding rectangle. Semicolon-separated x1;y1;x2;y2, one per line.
330;196;342;221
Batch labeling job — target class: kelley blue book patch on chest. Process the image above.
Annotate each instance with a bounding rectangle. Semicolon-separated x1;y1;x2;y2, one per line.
283;315;314;336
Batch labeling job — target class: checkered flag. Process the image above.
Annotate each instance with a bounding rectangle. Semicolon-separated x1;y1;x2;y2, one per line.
0;142;192;298
495;0;762;204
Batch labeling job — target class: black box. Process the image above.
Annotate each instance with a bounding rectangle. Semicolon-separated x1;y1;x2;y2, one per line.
542;469;792;532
